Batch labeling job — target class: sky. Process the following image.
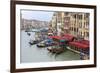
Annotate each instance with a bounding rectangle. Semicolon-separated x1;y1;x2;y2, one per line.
21;10;54;22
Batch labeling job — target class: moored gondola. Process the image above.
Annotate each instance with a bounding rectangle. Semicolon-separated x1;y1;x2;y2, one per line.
47;46;65;54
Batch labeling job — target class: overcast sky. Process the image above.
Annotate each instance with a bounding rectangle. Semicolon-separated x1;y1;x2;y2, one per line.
21;10;54;22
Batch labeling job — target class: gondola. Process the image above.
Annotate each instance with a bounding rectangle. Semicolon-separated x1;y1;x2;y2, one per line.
29;40;40;45
37;39;56;48
27;33;31;36
47;46;65;54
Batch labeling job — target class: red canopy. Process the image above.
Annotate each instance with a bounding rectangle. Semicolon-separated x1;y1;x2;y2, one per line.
78;40;89;45
69;40;89;49
48;34;74;41
54;36;62;40
62;34;74;42
48;36;62;40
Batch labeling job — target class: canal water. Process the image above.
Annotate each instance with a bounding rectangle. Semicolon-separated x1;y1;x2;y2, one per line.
20;30;80;63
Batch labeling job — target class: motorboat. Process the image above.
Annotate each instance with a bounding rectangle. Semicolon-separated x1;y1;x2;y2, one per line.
29;39;43;45
37;39;56;47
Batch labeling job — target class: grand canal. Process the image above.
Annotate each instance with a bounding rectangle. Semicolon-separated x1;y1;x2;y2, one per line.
20;30;80;63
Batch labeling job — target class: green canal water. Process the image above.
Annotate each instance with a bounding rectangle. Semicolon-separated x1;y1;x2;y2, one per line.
20;30;80;63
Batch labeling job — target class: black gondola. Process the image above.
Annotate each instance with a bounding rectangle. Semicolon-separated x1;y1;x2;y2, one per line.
27;33;31;36
47;46;65;54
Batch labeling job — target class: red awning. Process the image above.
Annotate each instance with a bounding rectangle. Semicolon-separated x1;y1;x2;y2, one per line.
79;40;89;45
53;36;62;40
62;34;74;41
48;36;62;40
48;34;75;41
69;40;89;49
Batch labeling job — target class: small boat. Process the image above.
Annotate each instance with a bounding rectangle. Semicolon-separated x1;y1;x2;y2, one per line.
27;33;31;36
47;46;65;54
37;39;56;48
37;43;45;47
29;40;39;45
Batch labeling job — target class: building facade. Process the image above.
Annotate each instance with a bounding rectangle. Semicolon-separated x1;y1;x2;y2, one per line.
51;12;90;40
69;12;89;40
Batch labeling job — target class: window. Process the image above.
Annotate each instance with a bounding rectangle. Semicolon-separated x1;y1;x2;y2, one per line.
77;28;78;32
86;13;89;18
86;32;89;37
84;32;85;37
74;15;76;18
65;12;69;15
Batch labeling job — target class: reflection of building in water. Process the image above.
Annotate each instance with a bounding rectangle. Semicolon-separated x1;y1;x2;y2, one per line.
51;12;89;40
